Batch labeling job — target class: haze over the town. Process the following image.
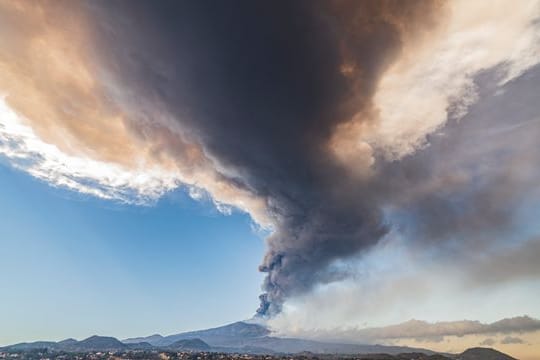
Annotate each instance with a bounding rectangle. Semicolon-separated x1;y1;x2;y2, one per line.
1;1;540;359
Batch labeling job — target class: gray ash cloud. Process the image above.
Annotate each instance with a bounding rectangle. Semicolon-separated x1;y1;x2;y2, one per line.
81;0;540;316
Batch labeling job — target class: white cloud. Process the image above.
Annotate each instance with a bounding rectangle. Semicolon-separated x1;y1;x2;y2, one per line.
366;0;540;160
0;96;183;204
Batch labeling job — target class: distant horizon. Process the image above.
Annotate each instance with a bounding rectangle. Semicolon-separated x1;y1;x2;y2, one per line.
3;314;540;359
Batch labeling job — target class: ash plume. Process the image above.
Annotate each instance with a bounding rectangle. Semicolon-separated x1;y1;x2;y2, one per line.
82;0;536;316
2;0;539;319
86;0;445;316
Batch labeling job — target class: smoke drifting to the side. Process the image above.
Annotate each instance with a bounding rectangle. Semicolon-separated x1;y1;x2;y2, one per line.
1;0;539;318
86;0;447;316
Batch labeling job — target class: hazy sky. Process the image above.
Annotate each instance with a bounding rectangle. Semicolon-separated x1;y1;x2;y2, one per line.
1;1;540;359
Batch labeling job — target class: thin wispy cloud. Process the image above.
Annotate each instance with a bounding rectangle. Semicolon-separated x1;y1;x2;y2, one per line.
269;316;540;344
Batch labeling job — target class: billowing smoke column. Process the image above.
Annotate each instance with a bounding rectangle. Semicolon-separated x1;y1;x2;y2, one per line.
245;2;445;315
82;0;444;316
2;0;539;318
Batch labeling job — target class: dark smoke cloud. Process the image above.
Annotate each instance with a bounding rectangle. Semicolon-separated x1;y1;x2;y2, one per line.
82;0;445;316
81;0;540;317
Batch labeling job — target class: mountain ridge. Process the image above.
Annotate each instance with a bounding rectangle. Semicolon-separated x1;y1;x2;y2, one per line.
0;322;518;359
458;347;517;360
121;321;435;354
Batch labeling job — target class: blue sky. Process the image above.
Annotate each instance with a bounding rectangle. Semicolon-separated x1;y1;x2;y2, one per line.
0;163;265;345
